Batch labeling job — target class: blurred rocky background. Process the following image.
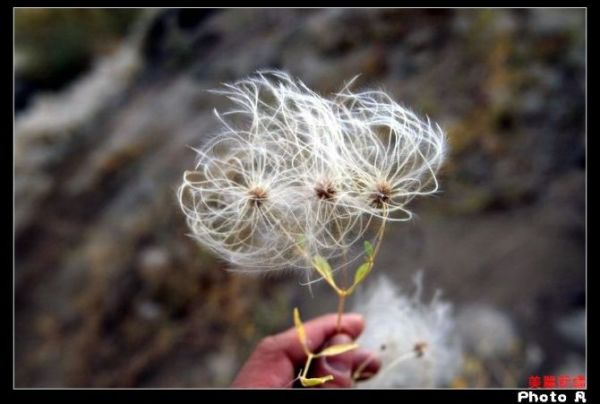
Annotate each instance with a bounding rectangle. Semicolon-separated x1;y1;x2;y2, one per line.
15;8;585;387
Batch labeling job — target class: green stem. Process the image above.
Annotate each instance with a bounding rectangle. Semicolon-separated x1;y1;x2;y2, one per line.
336;294;346;332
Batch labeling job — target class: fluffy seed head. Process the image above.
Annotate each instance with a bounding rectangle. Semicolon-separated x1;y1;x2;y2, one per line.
177;71;447;273
353;275;463;388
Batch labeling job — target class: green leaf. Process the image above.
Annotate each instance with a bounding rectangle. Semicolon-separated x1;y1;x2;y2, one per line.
312;255;334;283
364;240;374;259
315;343;359;358
353;261;373;288
293;308;307;350
300;375;334;387
351;241;375;289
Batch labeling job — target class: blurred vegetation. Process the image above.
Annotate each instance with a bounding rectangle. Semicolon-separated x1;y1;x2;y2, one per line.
15;9;140;101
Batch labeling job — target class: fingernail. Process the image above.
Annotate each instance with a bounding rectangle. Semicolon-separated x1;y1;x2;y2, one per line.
324;334;353;372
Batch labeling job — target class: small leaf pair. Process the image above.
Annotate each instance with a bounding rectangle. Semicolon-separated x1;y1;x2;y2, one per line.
311;240;376;296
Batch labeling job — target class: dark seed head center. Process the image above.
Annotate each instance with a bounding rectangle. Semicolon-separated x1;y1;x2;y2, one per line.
248;186;268;207
315;180;337;200
414;341;427;358
371;181;392;208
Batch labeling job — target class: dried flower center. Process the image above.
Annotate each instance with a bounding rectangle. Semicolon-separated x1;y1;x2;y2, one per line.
371;181;392;208
315;181;337;200
248;186;268;207
414;341;428;358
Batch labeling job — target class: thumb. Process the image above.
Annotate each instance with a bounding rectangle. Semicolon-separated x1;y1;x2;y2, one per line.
311;333;356;388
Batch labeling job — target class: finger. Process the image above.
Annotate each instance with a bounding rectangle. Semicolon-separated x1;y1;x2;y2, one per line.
350;349;382;382
310;333;357;388
271;312;365;363
231;346;294;388
311;336;382;388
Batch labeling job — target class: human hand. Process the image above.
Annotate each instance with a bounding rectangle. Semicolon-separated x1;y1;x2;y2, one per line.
231;312;381;388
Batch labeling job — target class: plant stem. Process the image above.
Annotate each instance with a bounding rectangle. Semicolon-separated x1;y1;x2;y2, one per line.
302;354;314;379
372;208;389;258
336;293;346;332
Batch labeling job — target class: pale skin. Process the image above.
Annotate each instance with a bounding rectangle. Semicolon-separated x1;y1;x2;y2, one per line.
232;313;381;388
